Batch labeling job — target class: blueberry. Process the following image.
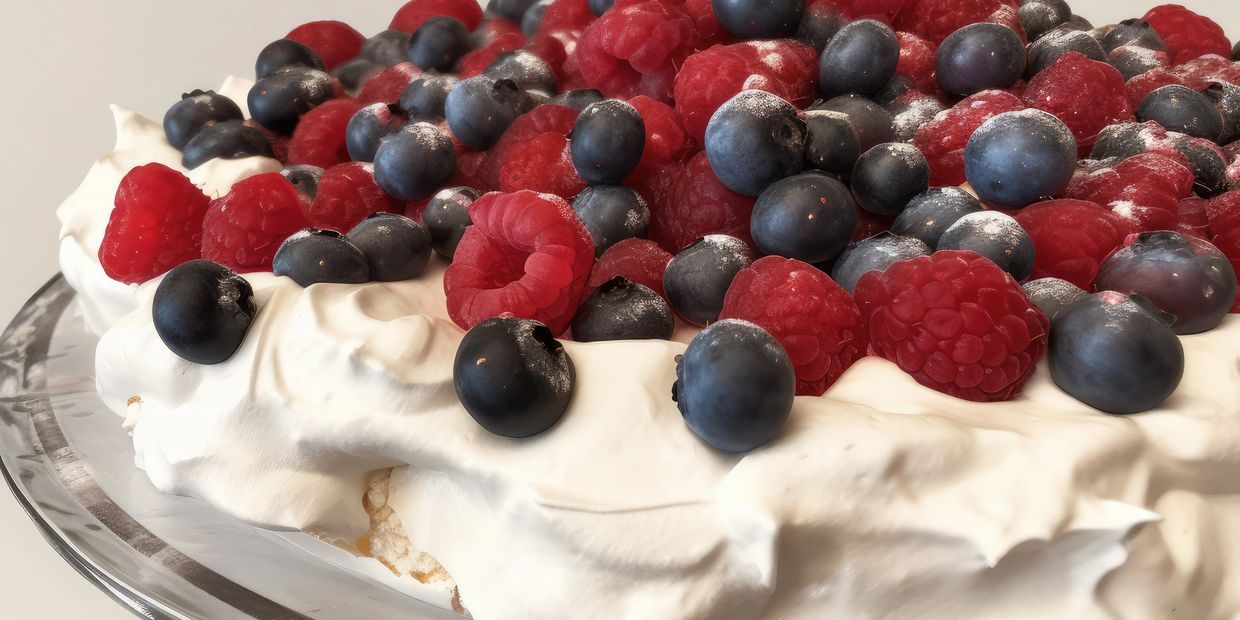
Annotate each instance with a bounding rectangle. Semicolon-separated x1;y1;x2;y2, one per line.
485;50;558;95
163;90;244;151
803;110;861;175
664;235;754;325
1175;136;1229;198
1018;0;1070;42
673;319;795;453
1093;231;1236;334
1049;292;1184;415
874;74;916;107
256;39;326;80
182;120;274;170
488;0;542;22
810;94;895;153
795;7;846;54
1204;82;1240;145
1137;85;1225;142
399;74;459;121
345;103;408;163
153;260;256;365
362;30;411;67
851;143;930;216
333;58;384;93
445;76;535;150
589;0;615;16
424;186;479;260
522;0;552;37
818;19;899;99
345;213;433;282
248;67;337;135
374;122;458;201
568;99;646;186
1234;40;1240;61
1025;27;1106;78
711;0;804;40
572;185;650;257
281;165;325;201
705;90;807;197
889;187;983;248
273;229;370;287
750;172;858;263
964;109;1078;208
453;317;575;438
831;233;931;293
407;17;470;72
1022;277;1086;320
887;94;946;142
1101;18;1164;53
571;277;675;342
1061;14;1094;32
551;88;605;111
937;211;1036;280
1108;45;1169;81
936;23;1026;96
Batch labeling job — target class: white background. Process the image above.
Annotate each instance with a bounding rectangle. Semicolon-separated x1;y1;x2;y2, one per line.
0;1;1234;617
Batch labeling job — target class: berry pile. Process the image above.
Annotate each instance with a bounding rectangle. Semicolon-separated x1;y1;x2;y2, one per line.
104;0;1240;451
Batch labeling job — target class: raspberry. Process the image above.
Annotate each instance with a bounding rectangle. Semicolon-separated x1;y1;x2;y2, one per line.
895;0;1023;45
358;63;422;105
649;151;756;252
682;0;732;48
895;31;939;94
1143;4;1231;64
286;21;365;70
498;131;587;196
1012;199;1137;289
628;95;691;183
1124;68;1182;109
576;0;697;102
450;150;493;192
1204;191;1240;311
854;250;1049;402
1170;54;1240;92
286;98;366;169
535;0;594;37
913;89;1025;186
817;0;908;22
1177;197;1212;240
201;173;313;273
853;206;896;242
305;162;403;231
1022;53;1134;157
673;40;819;144
244;120;290;164
1065;152;1195;232
721;256;867;396
588;238;674;296
99;164;212;284
484;104;580;190
390;0;484;33
456;22;526;78
444;191;595;335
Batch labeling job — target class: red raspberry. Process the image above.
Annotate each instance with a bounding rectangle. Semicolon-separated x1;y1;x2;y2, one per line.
1124;68;1182;108
1065;152;1196;232
535;0;594;37
244;120;290;164
895;0;1023;46
649;151;756;252
390;0;484;33
588;238;673;297
853;206;896;242
1170;54;1240;92
498;131;586;196
286;98;366;169
484;104;580;190
682;0;732;47
450;150;493;192
854;250;1049;402
817;0;908;22
358;63;422;105
286;21;365;71
305;163;403;231
201;173;312;273
1204;191;1240;311
1177;197;1211;240
456;22;526;78
1143;4;1231;64
444;191;595;335
99;164;211;284
721;256;868;396
895;31;939;94
1022;53;1134;157
628;95;691;183
576;0;697;102
913;90;1025;186
1012;199;1137;289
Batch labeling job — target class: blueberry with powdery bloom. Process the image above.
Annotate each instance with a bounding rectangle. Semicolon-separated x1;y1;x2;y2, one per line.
571;277;675;342
163;90;244;150
256;39;326;79
347;213;433;282
400;74;459;121
711;0;804;40
407;17;470;72
424;187;479;260
485;51;558;95
811;94;895;154
445;76;536;150
818;19;899;99
803;110;861;176
153;260;256;365
937;211;1036;281
890;187;983;249
964;109;1077;209
936;23;1027;96
664;235;754;326
1022;277;1086;320
1018;0;1070;42
572;185;650;257
182;120;274;170
1025;27;1106;78
850;143;930;216
248;67;336;135
273;229;370;287
346;103;409;163
1102;18;1165;53
705;90;807;197
1137;85;1225;142
571;99;646;185
372;123;457;201
750;172;859;264
831;233;932;293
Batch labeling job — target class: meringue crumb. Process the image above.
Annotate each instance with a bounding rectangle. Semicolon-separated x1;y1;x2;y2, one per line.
357;469;456;586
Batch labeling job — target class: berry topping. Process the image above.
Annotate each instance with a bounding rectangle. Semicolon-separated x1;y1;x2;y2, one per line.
1017;0;1069;42
392;0;485;33
163;90;244;151
1107;45;1170;82
305;162;402;231
373;123;457;201
1021;52;1134;157
889;187;983;249
152;260;256;365
796;5;847;54
1136;85;1225;142
627;95;691;181
1012;198;1136;289
407;16;471;71
99;164;212;284
572;185;650;256
895;0;1024;46
347;213;433;282
588;237;673;296
445;76;536;150
1021;276;1086;320
182;120;275;170
256;39;327;80
711;0;804;39
813;94;896;154
201;173;313;273
358;63;424;105
1024;27;1105;78
648;151;758;253
423;186;479;259
273;228;370;287
750;172;859;263
571;277;675;341
935;23;1026;97
705;90;807;197
575;0;697;102
400;74;460;120
964;109;1078;208
851;143;931;215
346;103;409;163
831;232;932;293
1142;3;1231;64
552;88;606;110
286;21;366;71
1102;18;1166;53
571;99;646;185
282;165;324;201
248;67;337;135
819;19;900;99
804;110;861;175
485;50;559;95
1065;152;1195;232
937;210;1035;280
363;30;414;67
913;89;1025;186
664;234;755;325
286;98;368;169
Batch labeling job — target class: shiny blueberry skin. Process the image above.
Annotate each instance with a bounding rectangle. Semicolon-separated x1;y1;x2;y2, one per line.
1205;82;1240;145
711;0;804;40
1176;137;1229;198
664;235;755;326
399;74;459;121
796;8;846;54
362;30;411;67
407;16;470;72
281;165;325;201
1102;18;1165;53
163;90;244;151
153;260;256;365
751;172;858;263
1018;0;1070;42
373;123;458;201
1049;292;1185;415
851;143;930;216
248;67;337;135
889;187;983;249
453;317;575;438
936;23;1027;96
485;50;558;95
1025;28;1106;78
445;76;534;150
706;90;807;197
1138;85;1225;142
831;233;932;293
571;99;646;185
333;59;384;92
1093;231;1237;335
256;39;326;80
182;120;274;170
1108;45;1168;81
424;186;479;260
347;213;433;282
572;185;650;257
571;277;675;342
937;211;1036;280
346;103;409;163
488;0;542;22
522;0;552;37
803;110;861;175
818;19;899;99
674;319;796;453
588;0;615;16
1022;277;1087;320
551;88;605;111
964;110;1078;208
273;229;370;287
810;94;895;153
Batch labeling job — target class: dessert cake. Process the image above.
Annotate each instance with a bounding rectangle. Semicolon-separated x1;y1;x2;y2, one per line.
54;0;1240;617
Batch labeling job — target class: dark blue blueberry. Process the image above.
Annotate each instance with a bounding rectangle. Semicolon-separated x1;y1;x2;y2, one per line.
1061;14;1094;32
333;58;384;93
256;39;326;80
453;317;574;438
874;74;915;107
673;319;795;453
810;94;895;153
571;277;675;342
851;143;930;216
1093;231;1236;334
273;229;370;287
485;50;558;95
407;16;470;72
445;76;535;150
522;0;552;37
937;211;1036;280
1018;0;1070;42
488;0;542;22
153;260;256;365
1022;277;1086;320
711;0;804;40
1234;40;1240;61
1102;18;1165;53
750;172;858;263
1137;85;1224;142
664;235;754;325
424;186;479;260
1176;137;1228;198
373;122;458;201
964;109;1078;208
1025;27;1106;78
890;187;983;249
571;99;646;185
589;0;615;16
818;19;899;99
705;90;806;197
572;185;650;257
936;23;1027;96
887;93;946;142
346;103;409;163
163;90;244;151
831;233;931;293
400;74;459;121
795;7;846;54
1049;292;1185;415
281;165;325;201
1205;82;1240;145
1108;45;1169;81
248;67;337;135
803;110;860;175
182;120;274;170
551;88;605;111
347;213;433;282
362;30;411;67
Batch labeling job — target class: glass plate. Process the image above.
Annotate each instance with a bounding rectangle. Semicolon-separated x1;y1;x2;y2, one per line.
0;276;461;620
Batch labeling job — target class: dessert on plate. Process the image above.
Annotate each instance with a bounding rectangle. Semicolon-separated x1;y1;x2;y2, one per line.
54;0;1240;617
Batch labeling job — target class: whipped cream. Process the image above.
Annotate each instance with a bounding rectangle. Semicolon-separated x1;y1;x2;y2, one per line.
64;80;1240;619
